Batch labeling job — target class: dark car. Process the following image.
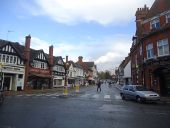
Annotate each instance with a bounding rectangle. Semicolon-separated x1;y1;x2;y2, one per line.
120;85;160;103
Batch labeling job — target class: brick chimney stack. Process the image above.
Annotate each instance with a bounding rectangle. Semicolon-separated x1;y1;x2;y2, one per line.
66;55;68;63
49;45;53;66
24;35;31;60
135;5;149;36
78;56;83;63
24;35;31;90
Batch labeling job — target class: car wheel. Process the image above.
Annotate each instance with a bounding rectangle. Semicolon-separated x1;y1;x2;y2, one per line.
136;96;142;103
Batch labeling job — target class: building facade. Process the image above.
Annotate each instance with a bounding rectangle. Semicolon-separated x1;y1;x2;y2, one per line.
131;0;170;96
0;40;25;91
24;35;53;89
53;56;65;87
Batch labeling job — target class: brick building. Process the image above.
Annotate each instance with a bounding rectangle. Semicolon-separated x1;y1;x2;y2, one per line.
131;0;170;96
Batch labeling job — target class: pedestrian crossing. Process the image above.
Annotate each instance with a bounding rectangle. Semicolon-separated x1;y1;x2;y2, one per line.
79;93;121;101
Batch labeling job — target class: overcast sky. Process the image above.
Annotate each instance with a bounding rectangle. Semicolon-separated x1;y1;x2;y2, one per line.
0;0;155;71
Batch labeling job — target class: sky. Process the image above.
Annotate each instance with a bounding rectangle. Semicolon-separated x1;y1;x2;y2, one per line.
0;0;155;71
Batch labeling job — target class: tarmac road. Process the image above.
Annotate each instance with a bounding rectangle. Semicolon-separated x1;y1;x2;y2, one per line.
0;83;170;128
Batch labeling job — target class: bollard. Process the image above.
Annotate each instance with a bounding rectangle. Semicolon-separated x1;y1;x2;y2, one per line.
75;85;80;93
63;86;68;95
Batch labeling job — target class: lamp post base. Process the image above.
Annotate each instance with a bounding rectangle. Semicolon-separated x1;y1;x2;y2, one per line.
63;86;68;95
75;85;80;93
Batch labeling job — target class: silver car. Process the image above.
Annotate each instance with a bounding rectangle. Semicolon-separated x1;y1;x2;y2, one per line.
120;85;160;102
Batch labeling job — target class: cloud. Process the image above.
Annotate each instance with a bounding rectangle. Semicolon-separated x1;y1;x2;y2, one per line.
24;0;155;25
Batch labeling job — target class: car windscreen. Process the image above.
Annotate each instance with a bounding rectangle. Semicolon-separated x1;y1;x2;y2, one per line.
136;86;148;91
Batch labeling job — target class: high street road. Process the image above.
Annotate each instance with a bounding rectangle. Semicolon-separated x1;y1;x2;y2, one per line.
0;83;170;128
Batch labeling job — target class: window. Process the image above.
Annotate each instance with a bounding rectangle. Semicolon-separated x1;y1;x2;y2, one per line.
150;18;160;30
140;46;142;55
13;56;17;64
6;55;9;63
2;55;5;62
10;56;13;63
157;39;169;56
166;13;170;23
41;62;45;69
146;43;154;59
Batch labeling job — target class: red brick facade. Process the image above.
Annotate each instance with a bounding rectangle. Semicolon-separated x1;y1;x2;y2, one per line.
131;0;170;96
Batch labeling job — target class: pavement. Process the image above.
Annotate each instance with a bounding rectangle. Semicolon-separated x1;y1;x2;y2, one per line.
114;84;170;104
3;85;87;97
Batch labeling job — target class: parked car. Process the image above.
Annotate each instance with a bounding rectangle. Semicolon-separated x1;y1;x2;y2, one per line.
120;85;160;103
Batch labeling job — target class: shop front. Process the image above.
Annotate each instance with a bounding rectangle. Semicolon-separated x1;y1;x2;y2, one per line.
1;64;25;91
53;76;64;87
28;68;52;89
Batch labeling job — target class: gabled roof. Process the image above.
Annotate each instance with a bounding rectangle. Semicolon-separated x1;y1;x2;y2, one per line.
53;56;64;66
30;49;47;61
146;0;170;19
0;39;25;59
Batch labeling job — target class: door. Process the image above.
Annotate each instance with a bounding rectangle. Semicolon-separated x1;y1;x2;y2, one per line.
3;77;11;90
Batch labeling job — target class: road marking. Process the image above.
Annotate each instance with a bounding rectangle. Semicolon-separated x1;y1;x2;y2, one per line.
115;95;121;100
104;95;110;99
80;94;91;98
92;94;99;98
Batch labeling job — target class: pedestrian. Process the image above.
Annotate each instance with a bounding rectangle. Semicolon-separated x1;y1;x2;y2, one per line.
97;80;101;92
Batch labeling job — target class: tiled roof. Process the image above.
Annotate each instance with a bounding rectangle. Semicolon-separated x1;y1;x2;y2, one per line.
146;0;170;19
84;62;94;67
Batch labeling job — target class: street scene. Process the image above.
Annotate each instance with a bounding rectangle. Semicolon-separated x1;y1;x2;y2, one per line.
1;0;170;128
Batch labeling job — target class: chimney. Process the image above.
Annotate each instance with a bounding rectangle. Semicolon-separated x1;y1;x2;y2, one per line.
49;45;53;66
24;35;31;60
135;5;149;36
78;56;83;63
24;35;31;90
66;55;68;63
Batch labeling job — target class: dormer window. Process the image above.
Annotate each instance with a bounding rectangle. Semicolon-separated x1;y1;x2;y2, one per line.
150;18;160;30
166;13;170;23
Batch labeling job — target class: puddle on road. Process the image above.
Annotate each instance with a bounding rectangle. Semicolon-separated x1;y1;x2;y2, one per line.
99;104;131;112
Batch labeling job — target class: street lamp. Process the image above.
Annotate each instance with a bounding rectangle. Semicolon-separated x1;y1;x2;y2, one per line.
63;57;69;95
0;63;4;91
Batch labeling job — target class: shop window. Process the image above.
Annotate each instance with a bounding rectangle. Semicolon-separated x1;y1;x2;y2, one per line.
18;74;23;78
146;43;154;59
150;18;160;30
166;13;170;23
157;39;169;56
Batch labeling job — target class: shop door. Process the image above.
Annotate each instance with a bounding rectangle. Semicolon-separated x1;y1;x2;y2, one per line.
164;74;170;96
3;77;11;90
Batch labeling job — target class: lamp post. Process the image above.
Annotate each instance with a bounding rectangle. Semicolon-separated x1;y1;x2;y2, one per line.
63;56;69;95
0;63;4;91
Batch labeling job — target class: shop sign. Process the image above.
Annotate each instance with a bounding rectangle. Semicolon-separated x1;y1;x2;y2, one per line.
2;65;24;72
30;68;50;75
